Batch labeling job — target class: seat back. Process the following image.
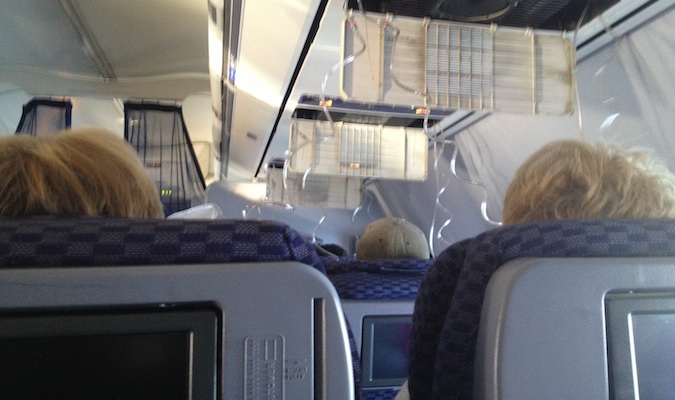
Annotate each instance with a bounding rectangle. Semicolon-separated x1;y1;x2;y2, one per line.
475;256;675;400
326;258;432;400
409;219;675;400
0;216;354;400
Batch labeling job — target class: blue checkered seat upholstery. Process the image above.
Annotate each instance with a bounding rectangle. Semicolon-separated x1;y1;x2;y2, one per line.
0;215;324;269
408;219;675;400
326;258;433;400
325;258;431;301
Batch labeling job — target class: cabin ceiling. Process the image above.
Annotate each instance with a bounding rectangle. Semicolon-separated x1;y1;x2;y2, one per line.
0;0;617;96
0;0;620;181
0;0;209;100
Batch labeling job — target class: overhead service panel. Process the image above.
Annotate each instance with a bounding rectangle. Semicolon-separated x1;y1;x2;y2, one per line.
265;161;363;209
284;95;448;184
288;118;429;181
340;12;575;116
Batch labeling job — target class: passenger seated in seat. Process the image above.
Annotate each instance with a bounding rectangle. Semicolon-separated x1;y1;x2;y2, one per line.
0;128;164;218
503;139;675;223
357;217;430;260
397;139;675;400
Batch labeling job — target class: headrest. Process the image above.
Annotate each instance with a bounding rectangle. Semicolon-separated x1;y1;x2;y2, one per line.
356;217;429;260
0;215;324;272
324;258;433;300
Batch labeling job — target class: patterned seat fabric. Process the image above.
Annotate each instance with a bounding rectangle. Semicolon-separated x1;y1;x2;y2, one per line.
362;388;404;400
0;215;324;270
407;238;470;400
325;258;432;300
409;218;675;400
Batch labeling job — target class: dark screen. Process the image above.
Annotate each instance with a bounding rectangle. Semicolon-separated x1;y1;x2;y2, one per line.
630;313;675;400
362;315;413;387
371;321;412;380
606;292;675;400
0;332;190;400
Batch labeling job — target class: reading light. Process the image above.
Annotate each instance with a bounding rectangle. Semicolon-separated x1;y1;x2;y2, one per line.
340;12;575;116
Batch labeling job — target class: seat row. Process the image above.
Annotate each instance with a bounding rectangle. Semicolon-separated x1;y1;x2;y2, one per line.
3;216;675;399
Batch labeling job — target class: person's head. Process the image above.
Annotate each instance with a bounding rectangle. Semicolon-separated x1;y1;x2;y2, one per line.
503;139;675;224
356;217;430;260
0;128;164;218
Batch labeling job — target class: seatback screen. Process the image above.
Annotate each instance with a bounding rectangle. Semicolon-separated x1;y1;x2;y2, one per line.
1;332;190;400
629;313;675;400
606;292;675;400
361;314;412;388
0;308;219;400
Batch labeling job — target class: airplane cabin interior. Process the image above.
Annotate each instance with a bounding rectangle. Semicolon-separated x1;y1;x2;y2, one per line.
1;0;675;399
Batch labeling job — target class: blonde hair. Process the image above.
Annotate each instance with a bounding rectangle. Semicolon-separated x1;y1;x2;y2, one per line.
503;140;675;224
0;128;164;218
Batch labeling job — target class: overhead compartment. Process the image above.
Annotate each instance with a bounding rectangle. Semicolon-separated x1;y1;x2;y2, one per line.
265;161;364;209
207;0;329;181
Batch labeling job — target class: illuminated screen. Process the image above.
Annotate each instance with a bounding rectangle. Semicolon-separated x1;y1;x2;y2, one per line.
361;315;412;388
0;308;219;400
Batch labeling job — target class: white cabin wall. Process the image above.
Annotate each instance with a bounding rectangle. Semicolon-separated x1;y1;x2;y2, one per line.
370;148;496;256
206;181;385;254
70;97;124;135
577;6;675;171
182;93;215;183
454;113;580;221
0;84;30;135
